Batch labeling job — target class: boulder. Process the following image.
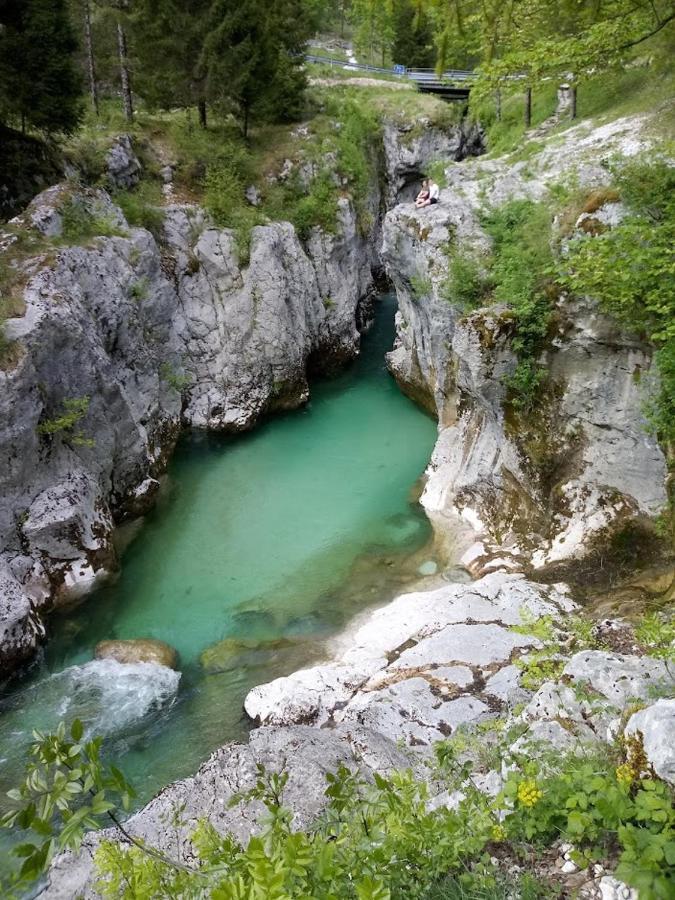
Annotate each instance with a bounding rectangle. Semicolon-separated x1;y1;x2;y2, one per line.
563;651;672;705
624;698;675;785
106;134;141;190
94;638;179;670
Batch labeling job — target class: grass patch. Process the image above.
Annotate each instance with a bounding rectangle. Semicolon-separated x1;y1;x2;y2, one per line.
59;197;124;244
113;181;164;238
474;62;675;157
441;251;491;311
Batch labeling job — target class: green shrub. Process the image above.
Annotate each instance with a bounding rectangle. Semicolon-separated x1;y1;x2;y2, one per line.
3;720;674;900
291;171;339;240
442;253;491;310
59;198;123;244
410;273;433;300
501;748;675;899
480;200;555;410
37;396;93;446
113;182;165;238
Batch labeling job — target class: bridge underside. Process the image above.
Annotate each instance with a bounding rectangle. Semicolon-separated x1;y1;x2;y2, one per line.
416;84;471;101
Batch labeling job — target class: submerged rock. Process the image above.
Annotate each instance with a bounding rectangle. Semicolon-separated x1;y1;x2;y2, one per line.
199;635;306;674
94;638;179;670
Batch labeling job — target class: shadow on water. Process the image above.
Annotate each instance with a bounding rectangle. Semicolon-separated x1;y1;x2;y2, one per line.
0;293;445;863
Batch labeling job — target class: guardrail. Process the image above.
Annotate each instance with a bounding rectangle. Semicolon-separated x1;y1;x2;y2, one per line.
304;54;401;76
304;54;477;83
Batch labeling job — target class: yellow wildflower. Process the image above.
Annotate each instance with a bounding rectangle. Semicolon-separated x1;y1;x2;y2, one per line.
616;763;634;787
491;823;507;841
517;779;543;808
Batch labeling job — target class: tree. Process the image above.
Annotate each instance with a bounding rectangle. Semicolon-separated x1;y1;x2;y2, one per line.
0;0;84;134
351;0;395;66
81;0;99;115
127;0;211;126
201;0;311;137
427;1;675;95
391;0;435;68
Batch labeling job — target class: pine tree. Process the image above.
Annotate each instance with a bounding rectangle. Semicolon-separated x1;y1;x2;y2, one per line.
202;0;311;137
391;0;434;68
128;0;211;126
0;0;84;134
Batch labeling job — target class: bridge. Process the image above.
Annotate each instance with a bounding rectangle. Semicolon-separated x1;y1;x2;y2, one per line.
304;54;476;100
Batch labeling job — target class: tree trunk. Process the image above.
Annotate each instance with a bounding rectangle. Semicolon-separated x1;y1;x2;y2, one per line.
571;85;578;119
524;87;532;127
340;2;345;38
198;98;207;129
243;103;249;139
83;0;99;115
495;88;502;121
117;21;133;122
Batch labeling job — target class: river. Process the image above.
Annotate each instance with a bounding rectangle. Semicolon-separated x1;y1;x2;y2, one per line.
0;293;439;864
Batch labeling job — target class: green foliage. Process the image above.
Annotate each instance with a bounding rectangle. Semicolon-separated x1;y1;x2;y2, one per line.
4;718;675;900
113;182;165;238
159;362;191;393
89;760;495;899
560;157;675;442
635;613;675;665
37;396;93;446
0;720;135;887
500;748;675;900
480;200;555;411
201;0;311;136
410;273;433;300
442;252;491;310
129;277;149;302
0;0;83;135
291;171;340;240
59;198;124;244
511;610;604;690
391;0;435;68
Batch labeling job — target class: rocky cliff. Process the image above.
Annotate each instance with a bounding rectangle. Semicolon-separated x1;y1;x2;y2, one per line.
29;111;674;900
382;114;668;580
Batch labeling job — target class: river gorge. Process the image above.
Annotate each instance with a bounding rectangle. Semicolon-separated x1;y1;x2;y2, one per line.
0;98;672;899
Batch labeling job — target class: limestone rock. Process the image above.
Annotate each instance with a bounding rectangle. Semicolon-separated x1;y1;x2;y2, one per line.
244;572;574;741
381;112;667;577
106;134;141;190
94;638;179;670
563;651;672;705
625;699;675;785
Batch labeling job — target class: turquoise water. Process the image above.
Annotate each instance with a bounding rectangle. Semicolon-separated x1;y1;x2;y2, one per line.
0;293;437;830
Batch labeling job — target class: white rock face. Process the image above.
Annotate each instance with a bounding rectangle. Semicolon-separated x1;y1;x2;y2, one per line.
245;571;575;746
382;112;668;576
625;699;675;785
563;651;673;705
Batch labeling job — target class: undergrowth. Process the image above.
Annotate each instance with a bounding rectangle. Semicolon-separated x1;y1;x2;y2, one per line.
480;199;555;413
2;714;674;899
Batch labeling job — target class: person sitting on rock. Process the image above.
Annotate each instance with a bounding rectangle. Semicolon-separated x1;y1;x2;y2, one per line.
415;178;440;208
415;179;430;207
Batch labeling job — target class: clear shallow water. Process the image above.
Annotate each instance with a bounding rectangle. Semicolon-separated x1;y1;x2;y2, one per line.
0;293;438;845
